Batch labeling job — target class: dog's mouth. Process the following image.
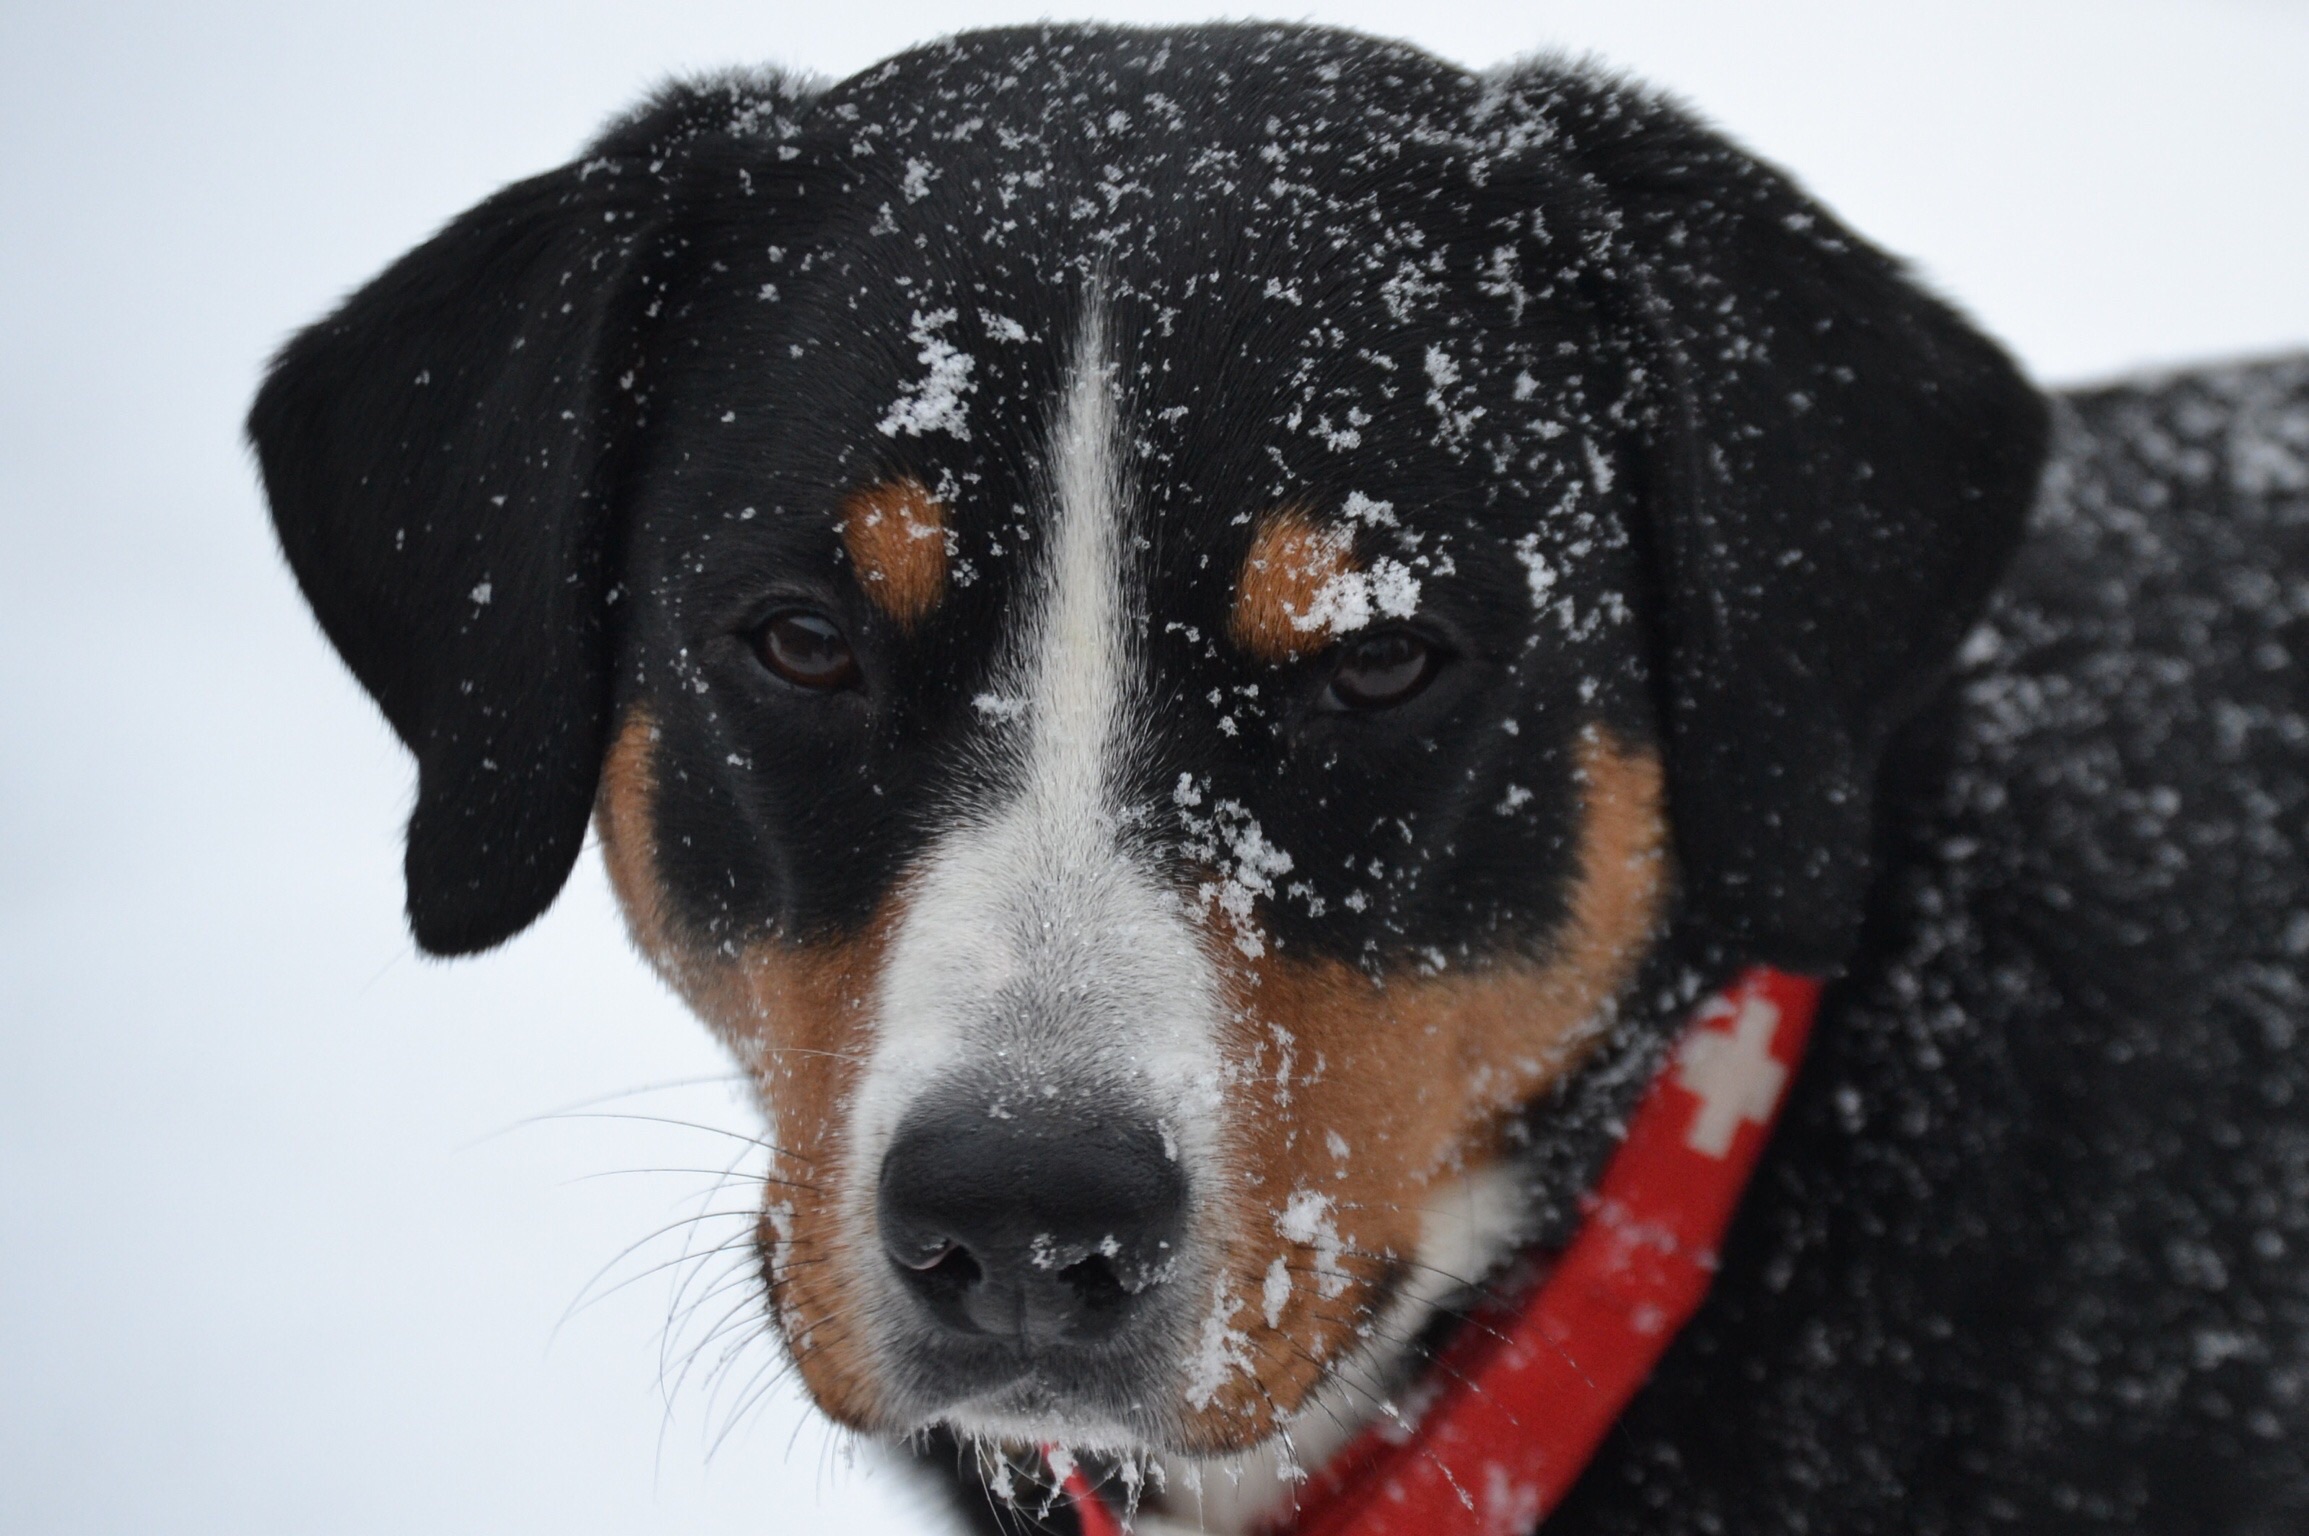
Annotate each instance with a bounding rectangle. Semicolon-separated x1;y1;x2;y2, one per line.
892;1339;1187;1449
863;1258;1211;1451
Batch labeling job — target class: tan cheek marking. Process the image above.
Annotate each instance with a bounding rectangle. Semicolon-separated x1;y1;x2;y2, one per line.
840;478;948;627
596;708;894;1431
1177;729;1669;1450
1230;505;1357;664
596;709;673;963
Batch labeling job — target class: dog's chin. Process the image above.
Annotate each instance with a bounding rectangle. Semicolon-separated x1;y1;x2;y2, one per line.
925;1409;1300;1472
907;1379;1188;1459
881;1346;1193;1454
899;1352;1360;1463
931;1398;1167;1458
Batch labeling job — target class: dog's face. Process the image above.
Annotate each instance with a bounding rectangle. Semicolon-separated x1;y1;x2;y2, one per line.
251;25;2044;1463
588;40;1674;1449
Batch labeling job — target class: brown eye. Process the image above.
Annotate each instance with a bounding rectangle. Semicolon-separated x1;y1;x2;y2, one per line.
1324;629;1443;711
753;610;859;691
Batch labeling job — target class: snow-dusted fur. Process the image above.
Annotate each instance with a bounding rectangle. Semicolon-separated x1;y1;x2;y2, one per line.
249;21;2309;1534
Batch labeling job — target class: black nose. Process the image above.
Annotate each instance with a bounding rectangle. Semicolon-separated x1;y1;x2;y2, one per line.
878;1096;1187;1346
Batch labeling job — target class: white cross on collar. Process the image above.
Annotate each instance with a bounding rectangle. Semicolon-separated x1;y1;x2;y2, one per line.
1675;992;1789;1158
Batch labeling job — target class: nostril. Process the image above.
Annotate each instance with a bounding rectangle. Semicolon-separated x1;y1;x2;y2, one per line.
895;1238;961;1272
1056;1251;1130;1314
906;1243;984;1306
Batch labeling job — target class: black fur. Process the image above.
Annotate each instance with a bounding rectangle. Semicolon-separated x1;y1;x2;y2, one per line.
250;22;2308;1531
1554;359;2309;1533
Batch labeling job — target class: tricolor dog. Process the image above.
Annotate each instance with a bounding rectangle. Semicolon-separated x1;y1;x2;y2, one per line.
250;24;2309;1533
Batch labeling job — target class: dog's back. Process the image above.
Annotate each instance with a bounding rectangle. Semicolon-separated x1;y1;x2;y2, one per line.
1564;358;2309;1532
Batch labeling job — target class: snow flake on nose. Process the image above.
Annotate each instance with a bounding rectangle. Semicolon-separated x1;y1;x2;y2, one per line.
1675;991;1790;1158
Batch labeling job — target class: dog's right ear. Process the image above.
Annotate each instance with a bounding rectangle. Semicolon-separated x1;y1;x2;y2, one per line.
252;74;835;957
263;76;823;966
252;73;820;957
250;160;661;955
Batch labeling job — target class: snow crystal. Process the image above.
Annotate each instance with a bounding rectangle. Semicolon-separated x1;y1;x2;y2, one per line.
1260;1255;1291;1329
1277;1189;1348;1298
1513;532;1556;609
1311;410;1369;450
1378;261;1440;323
1481;1463;1546;1534
1207;806;1295;956
1184;1284;1254;1409
1422;345;1458;390
877;308;976;440
1177;783;1296;958
1290;557;1422;637
1580;435;1616;494
1423;344;1486;450
1041;1446;1080;1520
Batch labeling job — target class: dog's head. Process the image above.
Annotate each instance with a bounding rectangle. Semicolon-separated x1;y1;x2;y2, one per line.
251;25;2043;1459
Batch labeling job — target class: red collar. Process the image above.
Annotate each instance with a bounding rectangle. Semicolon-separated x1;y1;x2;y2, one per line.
1055;966;1823;1536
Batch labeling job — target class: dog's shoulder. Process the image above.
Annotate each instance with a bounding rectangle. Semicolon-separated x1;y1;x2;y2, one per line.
1554;356;2309;1533
1956;354;2309;1011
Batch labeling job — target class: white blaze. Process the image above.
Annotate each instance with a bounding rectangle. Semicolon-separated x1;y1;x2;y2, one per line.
1029;301;1128;820
846;303;1225;1435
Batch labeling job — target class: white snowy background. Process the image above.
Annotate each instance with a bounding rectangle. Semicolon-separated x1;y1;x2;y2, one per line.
3;2;2306;1531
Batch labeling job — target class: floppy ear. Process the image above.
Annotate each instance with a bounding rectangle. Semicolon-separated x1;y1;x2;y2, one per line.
248;159;667;956
1513;73;2049;973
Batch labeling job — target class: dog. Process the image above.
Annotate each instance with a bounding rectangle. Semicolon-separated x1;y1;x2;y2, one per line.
248;23;2309;1533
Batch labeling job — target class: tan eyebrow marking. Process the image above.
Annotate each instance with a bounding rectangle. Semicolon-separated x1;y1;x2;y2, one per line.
1230;505;1358;663
839;477;949;627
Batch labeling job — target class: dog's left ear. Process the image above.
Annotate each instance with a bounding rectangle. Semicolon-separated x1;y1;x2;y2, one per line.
1501;72;2051;973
